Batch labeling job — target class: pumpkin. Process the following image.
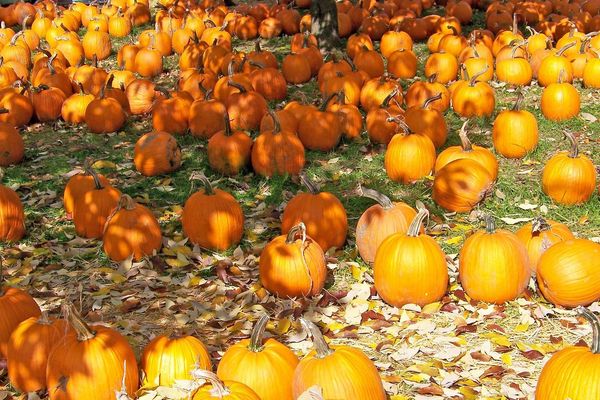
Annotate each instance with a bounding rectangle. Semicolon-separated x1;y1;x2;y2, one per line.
492;93;539;159
495;45;532;85
217;314;299;400
103;194;162;261
251;109;305;177
540;75;580;121
536;307;600;399
459;216;531;303
373;206;448;306
85;86;125;134
117;43;140;72
82;26;111;60
380;28;413;57
208;111;253;176
583;57;600;88
259;222;326;298
0;85;33;126
63;161;109;217
297;96;342;152
282;53;311;84
365;87;404;145
30;84;65;122
360;75;403;112
404;74;450;112
387;48;418;79
432;158;494;212
0;118;23;166
189;91;226;139
404;93;447;148
152;90;192;135
46;303;139;400
7;314;69;392
281;174;348;252
72;168;121;239
538;42;576;86
134;131;181;177
141;334;212;388
325;90;362;140
356;185;418;265
542;131;596;205
249;63;287;101
293;319;386;399
182;176;244;251
108;8;132;37
451;66;495;117
385;119;437;184
435;120;498;180
0;170;25;242
537;239;600;307
135;44;163;78
353;46;384;78
424;51;459;84
515;217;574;273
191;370;260;400
226;81;268;131
61;82;95;124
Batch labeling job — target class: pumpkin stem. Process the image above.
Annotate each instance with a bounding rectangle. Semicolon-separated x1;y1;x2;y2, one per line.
394;118;414;135
556;41;576;57
0;108;8;115
227;79;247;94
335;90;346;105
254;40;262;53
248;314;270;352
198;176;214;195
356;184;394;210
381;87;399;108
564;131;579;158
469;65;489;86
458;120;473;152
266;108;281;134
321;92;338;111
512;13;518;35
300;318;334;359
38;311;51;325
525;26;539;36
422;93;442;109
576;306;600;354
117;194;137;211
427;73;438;83
286;222;307;245
484;214;496;234
223;110;233;137
0;256;5;296
47;53;58;75
299;172;319;195
63;302;96;341
531;216;551;234
190;369;231;397
511;91;524;111
407;207;428;237
578;37;590;54
89;167;105;190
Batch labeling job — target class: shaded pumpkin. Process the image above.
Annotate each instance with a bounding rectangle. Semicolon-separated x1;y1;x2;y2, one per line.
404;93;447;148
297;95;342;152
134;131;181;177
189;90;226;139
0;174;25;241
207;111;253;176
152;90;192;135
0;117;23;166
85;86;125;134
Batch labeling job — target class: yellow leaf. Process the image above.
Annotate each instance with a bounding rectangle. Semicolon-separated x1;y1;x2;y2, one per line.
274;318;292;335
92;160;117;170
422;302;441;314
458;386;479;400
516;342;530;352
444;236;463;245
390;396;410;400
501;353;512;366
326;322;346;332
109;272;127;284
403;373;429;383
485;333;512;347
351;264;365;282
165;257;190;268
579;215;589;225
514;323;530;332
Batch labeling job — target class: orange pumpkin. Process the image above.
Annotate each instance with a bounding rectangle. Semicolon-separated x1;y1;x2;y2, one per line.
207;111;253;176
515;217;574;272
134;131;181;177
492;93;539;159
0;175;25;242
385;119;436;184
191;370;260;400
0;118;23;166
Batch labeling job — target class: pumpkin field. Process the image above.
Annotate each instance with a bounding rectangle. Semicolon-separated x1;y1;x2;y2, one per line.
1;0;600;398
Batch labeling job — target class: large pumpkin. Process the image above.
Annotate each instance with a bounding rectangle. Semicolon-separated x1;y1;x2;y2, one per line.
355;185;417;265
374;207;448;307
541;131;596;205
515;217;574;273
459;216;531;303
293;319;386;399
537;239;600;307
281;174;348;252
259;222;327;298
536;307;600;399
7;315;69;392
181;176;244;251
46;303;139;400
217;314;299;400
103;194;162;261
141;334;212;388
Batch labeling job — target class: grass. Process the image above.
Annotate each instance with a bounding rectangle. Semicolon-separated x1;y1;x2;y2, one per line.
1;5;600;399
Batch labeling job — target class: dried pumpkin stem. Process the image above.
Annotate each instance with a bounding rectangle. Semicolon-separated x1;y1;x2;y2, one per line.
192;369;231;397
321;92;338;111
511;91;524;111
117;194;137;211
564;131;579;158
556;41;576;57
578;37;590;54
395;118;414;135
531;216;551;234
63;302;96;341
458;120;473;152
525;26;538;36
422;93;442;109
286;222;307;244
299;173;318;195
266;108;281;134
300;318;334;359
484;215;496;234
0;108;8;115
0;256;5;296
407;208;428;237
227;80;247;94
248;314;270;352
88;167;104;190
512;13;518;35
356;184;394;210
223;110;232;137
38;311;51;325
381;87;399;108
199;176;214;195
469;65;489;86
576;306;600;354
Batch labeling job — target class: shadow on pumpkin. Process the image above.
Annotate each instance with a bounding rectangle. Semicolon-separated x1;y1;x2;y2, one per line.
103;211;162;262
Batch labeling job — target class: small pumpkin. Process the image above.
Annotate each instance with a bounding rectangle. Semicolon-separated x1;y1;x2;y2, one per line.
297;95;342;152
515;217;574;272
61;82;95;124
30;84;66;122
451;66;495;117
365;87;404;145
85;85;125;134
191;370;260;400
134;131;181;177
82;26;111;60
0;115;23;166
226;80;268;131
152;90;192;135
207;111;253;176
492;92;539;159
404;93;447;148
189;90;226;139
540;73;580;121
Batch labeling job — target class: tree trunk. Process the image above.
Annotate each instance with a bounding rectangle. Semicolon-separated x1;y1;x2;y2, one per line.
311;0;342;51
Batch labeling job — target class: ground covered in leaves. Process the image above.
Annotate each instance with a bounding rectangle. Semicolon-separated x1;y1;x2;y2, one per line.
2;5;600;400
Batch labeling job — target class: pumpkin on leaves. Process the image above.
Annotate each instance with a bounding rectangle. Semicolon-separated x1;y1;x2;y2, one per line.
293;319;386;399
103;194;162;261
191;370;260;400
182;176;244;251
459;216;531;304
46;303;139;400
134;131;181;177
141;333;212;388
208;111;253;176
542;131;596;205
218;314;299;400
259;222;326;298
281;174;348;252
536;307;600;399
515;217;574;272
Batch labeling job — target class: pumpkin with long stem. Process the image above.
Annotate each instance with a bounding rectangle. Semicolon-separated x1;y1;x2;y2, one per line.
226;80;268;131
191;369;260;400
435;120;498;180
365;87;404;145
355;185;419;264
251;108;305;177
141;333;212;388
459;215;531;303
537;239;600;307
208;111;253;176
293;319;386;399
360;75;403;112
404;93;447;148
218;314;299;400
182;176;244;251
326;90;362;140
374;206;448;307
102;194;162;261
46;303;139;399
536;307;600;399
384;118;437;184
7;313;69;392
281;174;348;252
538;41;576;86
451;65;495;117
492;92;539;159
405;74;450;112
134;130;181;177
542;131;596;205
515;217;574;272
